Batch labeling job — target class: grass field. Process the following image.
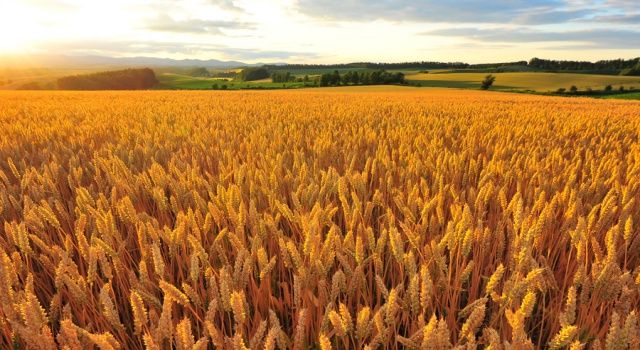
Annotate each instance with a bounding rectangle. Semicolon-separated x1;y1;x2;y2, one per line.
600;92;640;100
1;89;640;349
406;71;640;92
157;73;310;90
269;67;373;76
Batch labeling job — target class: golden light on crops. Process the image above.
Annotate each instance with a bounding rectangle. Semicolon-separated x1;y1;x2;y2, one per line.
0;89;639;349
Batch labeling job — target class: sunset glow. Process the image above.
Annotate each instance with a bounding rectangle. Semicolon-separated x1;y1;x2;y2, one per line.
0;0;638;63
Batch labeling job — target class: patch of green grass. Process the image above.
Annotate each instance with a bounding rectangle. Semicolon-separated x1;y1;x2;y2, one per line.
156;73;312;90
599;92;640;100
270;68;373;76
407;79;514;90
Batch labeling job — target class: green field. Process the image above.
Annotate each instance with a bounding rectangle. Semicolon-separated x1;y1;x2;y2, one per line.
269;67;374;76
599;92;640;100
405;72;640;92
156;73;311;90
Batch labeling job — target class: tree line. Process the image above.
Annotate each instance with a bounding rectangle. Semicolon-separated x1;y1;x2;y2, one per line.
237;67;270;81
265;62;469;71
264;58;640;75
57;68;157;90
319;70;405;87
528;58;640;75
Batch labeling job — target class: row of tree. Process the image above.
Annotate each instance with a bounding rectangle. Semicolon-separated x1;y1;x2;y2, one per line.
271;71;294;83
188;67;239;79
57;68;157;90
264;58;640;74
528;57;640;74
265;62;470;71
557;84;637;94
620;63;640;76
319;70;405;87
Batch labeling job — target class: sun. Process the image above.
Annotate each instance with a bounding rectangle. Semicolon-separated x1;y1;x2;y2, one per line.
0;1;36;53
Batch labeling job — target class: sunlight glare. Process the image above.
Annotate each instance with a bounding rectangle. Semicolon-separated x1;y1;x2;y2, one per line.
0;2;34;53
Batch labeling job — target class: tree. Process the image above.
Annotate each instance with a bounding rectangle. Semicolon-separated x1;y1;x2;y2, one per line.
331;70;341;86
393;72;405;84
361;72;370;85
319;74;330;87
604;85;613;92
238;67;269;81
342;71;352;85
480;75;496;90
271;72;293;83
189;67;211;77
350;71;360;85
569;85;578;93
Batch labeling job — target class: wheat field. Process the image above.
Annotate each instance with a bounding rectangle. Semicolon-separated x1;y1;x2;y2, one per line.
1;89;639;349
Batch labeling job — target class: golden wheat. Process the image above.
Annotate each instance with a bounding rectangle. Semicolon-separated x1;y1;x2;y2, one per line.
0;90;639;349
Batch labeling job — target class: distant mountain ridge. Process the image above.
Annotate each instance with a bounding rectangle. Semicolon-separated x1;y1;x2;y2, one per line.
0;54;281;69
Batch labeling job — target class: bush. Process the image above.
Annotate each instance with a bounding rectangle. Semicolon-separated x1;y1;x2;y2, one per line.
480;74;496;90
556;88;566;93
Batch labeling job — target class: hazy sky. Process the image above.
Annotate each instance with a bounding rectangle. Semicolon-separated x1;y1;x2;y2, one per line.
1;0;638;63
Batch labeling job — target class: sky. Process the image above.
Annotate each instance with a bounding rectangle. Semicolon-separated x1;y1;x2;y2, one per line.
0;0;638;63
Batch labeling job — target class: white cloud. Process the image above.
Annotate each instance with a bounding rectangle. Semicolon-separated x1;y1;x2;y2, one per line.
2;0;638;63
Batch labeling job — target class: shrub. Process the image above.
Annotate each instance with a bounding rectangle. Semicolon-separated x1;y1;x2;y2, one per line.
480;74;496;90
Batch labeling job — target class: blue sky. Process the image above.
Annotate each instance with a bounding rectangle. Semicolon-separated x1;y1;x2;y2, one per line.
0;0;638;63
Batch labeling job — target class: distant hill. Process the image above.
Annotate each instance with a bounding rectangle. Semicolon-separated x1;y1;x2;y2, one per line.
0;54;265;69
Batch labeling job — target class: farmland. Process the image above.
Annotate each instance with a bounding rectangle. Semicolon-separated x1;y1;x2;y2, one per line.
156;73;310;90
405;72;640;92
154;70;640;100
1;89;640;349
